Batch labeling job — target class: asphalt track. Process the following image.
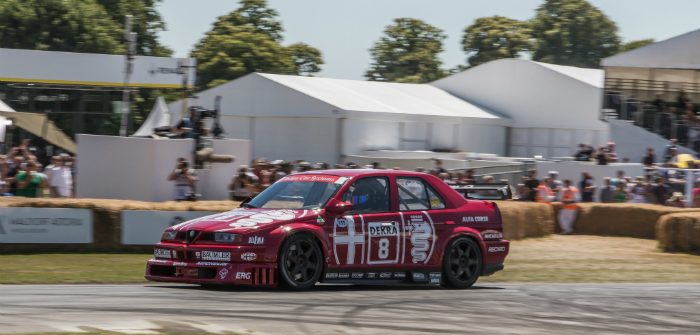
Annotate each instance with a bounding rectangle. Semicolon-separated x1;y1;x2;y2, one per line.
1;283;700;334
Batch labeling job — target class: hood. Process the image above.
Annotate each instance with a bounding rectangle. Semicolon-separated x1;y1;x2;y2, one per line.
170;208;318;233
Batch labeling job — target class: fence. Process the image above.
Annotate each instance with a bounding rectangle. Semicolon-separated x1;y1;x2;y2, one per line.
448;161;535;187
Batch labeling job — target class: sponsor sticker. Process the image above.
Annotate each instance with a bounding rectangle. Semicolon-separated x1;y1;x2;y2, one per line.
429;272;441;284
317;215;325;224
196;251;201;259
488;246;506;252
227;210;297;229
351;272;364;279
201;251;230;261
366;272;378;279
154;248;171;259
412;272;425;281
394;272;406;278
278;174;345;183
379;272;391;279
325;273;339;279
172;262;188;267
196;262;227;266
235;272;251;280
241;252;257;261
248;236;264;244
338;273;350;279
484;233;502;239
463;216;489;222
150;259;168;263
336;218;348;228
219;268;229;279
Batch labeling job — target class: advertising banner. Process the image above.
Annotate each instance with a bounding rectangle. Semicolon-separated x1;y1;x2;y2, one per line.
121;211;221;245
0;208;93;244
0;48;196;88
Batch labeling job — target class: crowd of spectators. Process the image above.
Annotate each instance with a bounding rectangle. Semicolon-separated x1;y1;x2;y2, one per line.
0;139;75;198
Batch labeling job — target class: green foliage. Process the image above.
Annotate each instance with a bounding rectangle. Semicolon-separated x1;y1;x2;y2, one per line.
366;18;447;83
620;38;654;53
461;16;531;68
191;0;322;89
0;0;124;54
96;0;173;56
530;0;620;68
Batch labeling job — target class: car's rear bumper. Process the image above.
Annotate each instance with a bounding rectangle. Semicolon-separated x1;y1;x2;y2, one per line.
481;263;504;276
145;259;278;286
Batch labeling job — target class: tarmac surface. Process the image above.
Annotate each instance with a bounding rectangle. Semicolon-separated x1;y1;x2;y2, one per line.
1;283;700;334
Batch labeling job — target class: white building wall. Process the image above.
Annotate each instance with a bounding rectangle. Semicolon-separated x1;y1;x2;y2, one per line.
253;117;339;164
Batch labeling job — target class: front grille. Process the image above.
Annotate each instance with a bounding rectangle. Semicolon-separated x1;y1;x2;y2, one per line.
198;267;217;279
186;230;200;243
150;265;175;277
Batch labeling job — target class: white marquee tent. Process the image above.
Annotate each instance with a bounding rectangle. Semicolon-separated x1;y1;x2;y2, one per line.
431;59;609;158
168;73;511;164
601;28;700;95
133;96;170;137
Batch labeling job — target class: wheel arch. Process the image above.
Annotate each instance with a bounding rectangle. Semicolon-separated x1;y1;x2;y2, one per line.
270;223;329;263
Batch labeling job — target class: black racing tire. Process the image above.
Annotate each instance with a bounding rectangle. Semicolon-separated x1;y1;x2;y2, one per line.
278;234;323;291
441;236;482;289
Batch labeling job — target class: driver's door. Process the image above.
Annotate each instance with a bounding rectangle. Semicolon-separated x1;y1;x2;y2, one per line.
325;176;399;274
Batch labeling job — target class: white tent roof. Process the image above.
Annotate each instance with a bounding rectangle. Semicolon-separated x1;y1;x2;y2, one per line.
255;73;504;119
430;58;607;130
133;96;170;137
601;28;700;69
0;99;14;140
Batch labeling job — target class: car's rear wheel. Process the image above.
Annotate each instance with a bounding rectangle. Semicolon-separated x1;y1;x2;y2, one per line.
441;237;482;289
278;234;323;291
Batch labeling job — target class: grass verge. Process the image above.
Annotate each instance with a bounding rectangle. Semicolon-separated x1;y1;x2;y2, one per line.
2;235;700;284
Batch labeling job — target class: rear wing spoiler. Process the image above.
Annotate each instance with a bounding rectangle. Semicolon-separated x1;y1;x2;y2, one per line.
449;183;512;201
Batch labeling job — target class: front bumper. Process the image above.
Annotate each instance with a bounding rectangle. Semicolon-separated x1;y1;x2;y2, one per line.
145;259;278;286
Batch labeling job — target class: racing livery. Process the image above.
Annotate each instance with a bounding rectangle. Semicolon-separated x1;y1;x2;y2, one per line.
145;170;509;290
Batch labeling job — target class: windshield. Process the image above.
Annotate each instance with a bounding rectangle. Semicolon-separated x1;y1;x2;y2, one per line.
247;175;347;210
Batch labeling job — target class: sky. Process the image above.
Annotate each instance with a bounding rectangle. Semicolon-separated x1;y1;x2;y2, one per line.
157;0;700;81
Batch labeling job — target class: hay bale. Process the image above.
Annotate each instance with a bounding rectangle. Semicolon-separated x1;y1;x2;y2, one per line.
494;201;555;240
656;213;700;252
573;203;700;239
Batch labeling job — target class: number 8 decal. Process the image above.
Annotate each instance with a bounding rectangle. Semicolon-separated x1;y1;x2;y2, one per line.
378;238;389;259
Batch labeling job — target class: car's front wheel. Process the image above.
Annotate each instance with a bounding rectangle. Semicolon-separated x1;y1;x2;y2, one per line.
441;237;482;289
278;234;323;291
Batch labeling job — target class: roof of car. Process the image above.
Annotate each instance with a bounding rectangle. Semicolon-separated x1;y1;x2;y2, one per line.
293;169;430;178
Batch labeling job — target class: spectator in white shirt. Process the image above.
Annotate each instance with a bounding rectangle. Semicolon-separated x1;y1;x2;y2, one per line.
167;158;197;201
49;154;73;198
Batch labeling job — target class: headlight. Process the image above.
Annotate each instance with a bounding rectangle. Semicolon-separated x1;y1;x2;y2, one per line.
161;231;177;240
215;233;242;243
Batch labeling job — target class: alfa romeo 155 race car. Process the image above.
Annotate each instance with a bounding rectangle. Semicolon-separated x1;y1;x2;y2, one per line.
145;170;509;290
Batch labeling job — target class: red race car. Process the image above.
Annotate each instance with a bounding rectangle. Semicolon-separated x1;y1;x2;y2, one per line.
145;170;509;290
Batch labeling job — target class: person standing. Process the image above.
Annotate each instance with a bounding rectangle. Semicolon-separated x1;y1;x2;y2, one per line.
50;155;73;198
599;177;615;203
652;177;671;205
167;158;197;201
229;166;256;201
611;181;629;203
579;172;596;202
15;161;47;198
558;179;581;234
524;169;540;202
642;148;656;167
536;177;555;203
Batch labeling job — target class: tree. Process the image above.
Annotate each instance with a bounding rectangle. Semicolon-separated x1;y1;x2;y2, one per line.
191;0;322;88
216;0;284;42
288;43;324;76
620;39;654;53
530;0;620;68
0;0;124;54
366;18;447;83
96;0;173;56
461;16;531;68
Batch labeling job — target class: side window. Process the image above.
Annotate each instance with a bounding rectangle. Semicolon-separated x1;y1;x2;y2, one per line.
342;177;390;214
425;183;446;209
397;177;446;211
397;177;430;211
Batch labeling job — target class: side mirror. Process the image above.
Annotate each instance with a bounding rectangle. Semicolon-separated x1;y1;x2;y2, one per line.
239;196;253;207
325;198;354;215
